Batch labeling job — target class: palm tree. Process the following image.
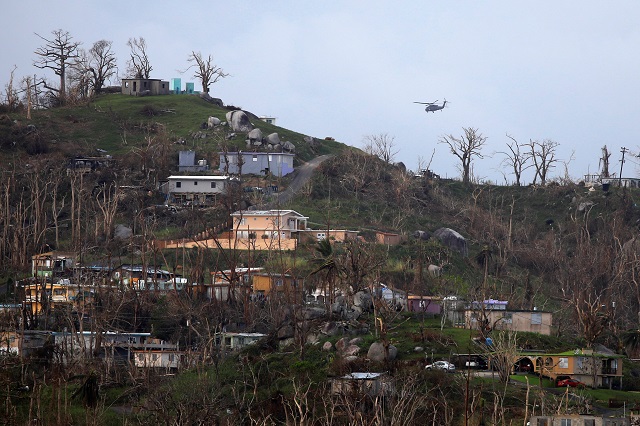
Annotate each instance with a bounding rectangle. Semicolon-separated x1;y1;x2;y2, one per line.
310;238;339;307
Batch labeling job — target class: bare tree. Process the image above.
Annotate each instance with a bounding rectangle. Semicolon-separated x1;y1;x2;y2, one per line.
126;37;152;79
439;127;487;184
76;40;117;94
498;133;532;186
33;29;81;106
526;139;559;185
600;145;611;178
182;51;229;94
362;133;398;164
3;65;20;111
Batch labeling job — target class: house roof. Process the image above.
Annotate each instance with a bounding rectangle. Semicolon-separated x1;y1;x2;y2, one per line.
115;264;172;275
167;175;231;181
220;151;294;157
231;209;307;219
340;372;387;380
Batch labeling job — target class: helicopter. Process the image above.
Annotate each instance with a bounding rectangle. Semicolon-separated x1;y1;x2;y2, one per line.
414;99;448;113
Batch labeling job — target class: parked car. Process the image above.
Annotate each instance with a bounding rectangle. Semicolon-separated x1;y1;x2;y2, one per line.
557;378;586;388
426;361;456;372
464;359;488;369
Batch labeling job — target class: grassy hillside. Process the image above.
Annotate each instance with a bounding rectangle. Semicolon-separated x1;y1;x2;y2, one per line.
4;93;347;163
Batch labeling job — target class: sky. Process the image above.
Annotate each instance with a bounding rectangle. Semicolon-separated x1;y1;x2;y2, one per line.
2;1;640;183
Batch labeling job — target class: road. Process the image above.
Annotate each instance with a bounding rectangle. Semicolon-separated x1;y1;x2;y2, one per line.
263;154;333;209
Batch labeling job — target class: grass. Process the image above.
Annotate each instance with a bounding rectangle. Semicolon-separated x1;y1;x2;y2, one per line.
13;93;348;166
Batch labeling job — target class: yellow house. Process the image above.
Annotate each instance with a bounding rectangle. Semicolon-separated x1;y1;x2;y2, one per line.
252;273;302;299
524;349;623;388
22;280;95;315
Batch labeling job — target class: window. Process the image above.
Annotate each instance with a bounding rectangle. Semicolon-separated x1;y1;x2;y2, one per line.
194;181;198;186
210;182;217;188
152;353;158;361
125;81;129;88
583;420;595;426
502;312;513;323
558;358;568;369
176;181;182;188
560;419;571;426
252;155;258;162
536;419;549;426
275;279;283;287
239;218;246;225
531;313;542;325
168;354;175;362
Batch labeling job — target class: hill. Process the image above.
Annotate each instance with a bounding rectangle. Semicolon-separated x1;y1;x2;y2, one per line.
3;94;640;424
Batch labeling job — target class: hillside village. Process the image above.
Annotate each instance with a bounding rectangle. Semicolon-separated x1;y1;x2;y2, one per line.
3;81;640;425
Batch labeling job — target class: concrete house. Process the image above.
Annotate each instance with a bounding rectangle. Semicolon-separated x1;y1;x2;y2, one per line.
178;151;209;173
525;348;623;388
219;151;295;177
121;78;170;96
252;272;301;298
375;231;405;246
22;278;96;315
529;414;629;425
214;332;266;351
465;308;553;335
164;175;235;206
206;267;264;301
230;209;308;250
31;251;76;278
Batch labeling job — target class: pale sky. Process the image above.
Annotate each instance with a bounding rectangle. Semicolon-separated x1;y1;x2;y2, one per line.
3;1;640;183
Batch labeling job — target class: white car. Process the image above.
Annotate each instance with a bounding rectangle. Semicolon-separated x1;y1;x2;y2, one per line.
425;360;456;372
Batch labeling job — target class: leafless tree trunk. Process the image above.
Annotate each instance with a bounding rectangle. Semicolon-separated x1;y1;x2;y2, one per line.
182;51;229;94
126;37;152;79
33;29;81;106
4;65;20;111
362;133;399;164
498;133;532;186
526;138;559;185
440;127;487;184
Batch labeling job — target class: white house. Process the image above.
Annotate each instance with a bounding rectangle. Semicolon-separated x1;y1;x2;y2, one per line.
163;175;235;206
219;152;295;177
133;349;184;370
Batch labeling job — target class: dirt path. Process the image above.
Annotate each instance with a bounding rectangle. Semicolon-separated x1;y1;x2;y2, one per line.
264;154;333;209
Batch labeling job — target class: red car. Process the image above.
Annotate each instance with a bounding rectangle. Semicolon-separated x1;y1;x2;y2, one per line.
557;378;586;388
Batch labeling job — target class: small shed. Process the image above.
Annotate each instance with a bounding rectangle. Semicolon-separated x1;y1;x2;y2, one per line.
331;372;392;397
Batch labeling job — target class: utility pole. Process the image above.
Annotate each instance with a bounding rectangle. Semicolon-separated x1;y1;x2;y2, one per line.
619;147;627;188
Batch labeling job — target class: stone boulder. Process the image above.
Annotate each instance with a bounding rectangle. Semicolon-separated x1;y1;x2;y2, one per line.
304;135;319;149
322;341;333;351
413;230;432;241
114;224;133;241
247;128;263;145
353;291;373;312
225;110;253;132
433;227;468;256
367;342;398;363
282;141;296;152
321;321;343;336
265;132;281;146
207;116;221;128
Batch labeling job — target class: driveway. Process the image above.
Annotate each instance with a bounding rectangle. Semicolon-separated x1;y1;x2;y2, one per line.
264;154;333;209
